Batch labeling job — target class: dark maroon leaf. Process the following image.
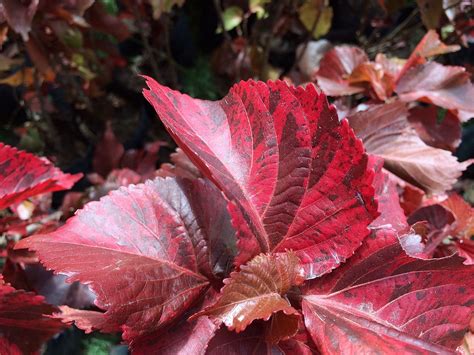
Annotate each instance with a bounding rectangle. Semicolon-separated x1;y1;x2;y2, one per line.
144;78;378;278
0;143;82;210
92;121;125;178
408;105;462;151
132;317;219;355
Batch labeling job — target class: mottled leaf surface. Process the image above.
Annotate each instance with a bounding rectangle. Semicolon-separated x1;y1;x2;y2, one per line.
302;230;474;353
144;79;378;278
0;279;66;354
16;177;235;343
0;143;82;210
349;102;471;193
195;252;304;332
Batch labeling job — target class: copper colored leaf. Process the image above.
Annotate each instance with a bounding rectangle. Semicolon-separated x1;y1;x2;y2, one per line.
302;230;474;353
16;177;236;343
348;102;471;193
156;148;202;179
0;279;67;354
195;252;304;332
0;143;82;210
0;0;38;40
396;62;474;118
315;46;369;96
408;105;462;151
348;61;395;100
144;79;378;278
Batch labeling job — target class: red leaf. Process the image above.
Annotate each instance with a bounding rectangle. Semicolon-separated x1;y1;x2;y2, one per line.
0;0;38;40
0;143;82;210
348;101;471;193
396;62;474;118
16;177;236;343
194;252;304;332
0;279;66;354
302;230;474;353
265;311;300;344
315;46;368;96
397;30;460;81
92;121;125;177
144;78;378;278
408;105;462;151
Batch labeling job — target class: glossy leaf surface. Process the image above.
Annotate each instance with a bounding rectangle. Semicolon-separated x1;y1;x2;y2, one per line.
144;78;378;278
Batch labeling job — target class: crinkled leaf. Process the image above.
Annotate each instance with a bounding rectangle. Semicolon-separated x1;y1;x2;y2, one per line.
0;143;82;210
144;79;378;278
194;252;304;332
408;105;462;151
348;101;471;193
16;177;236;344
0;279;66;354
302;230;474;353
396;62;474;118
315;46;368;96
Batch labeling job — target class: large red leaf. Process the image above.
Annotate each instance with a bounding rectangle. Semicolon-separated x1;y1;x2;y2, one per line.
0;143;82;210
302;230;474;353
314;46;368;96
0;279;66;354
348;101;471;193
396;62;474;119
144;79;378;278
16;177;235;343
194;252;304;332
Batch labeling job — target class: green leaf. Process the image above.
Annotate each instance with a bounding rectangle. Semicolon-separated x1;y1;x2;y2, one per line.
221;6;244;32
299;1;333;39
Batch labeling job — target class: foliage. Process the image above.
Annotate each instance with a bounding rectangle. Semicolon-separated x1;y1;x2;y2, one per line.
0;0;473;354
